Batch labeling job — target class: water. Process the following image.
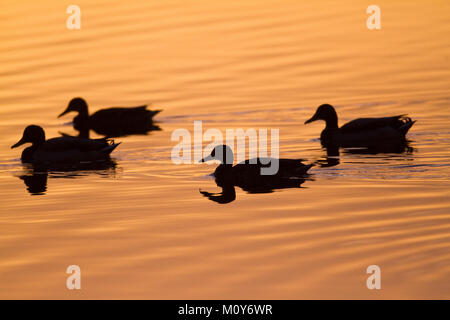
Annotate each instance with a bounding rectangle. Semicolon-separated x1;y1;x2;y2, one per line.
0;0;449;298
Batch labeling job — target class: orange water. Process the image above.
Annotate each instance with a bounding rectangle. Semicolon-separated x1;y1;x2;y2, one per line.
0;0;449;299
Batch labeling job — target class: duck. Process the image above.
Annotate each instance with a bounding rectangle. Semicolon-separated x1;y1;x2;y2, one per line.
200;145;312;184
304;104;416;147
199;145;311;204
11;125;120;165
58;97;161;137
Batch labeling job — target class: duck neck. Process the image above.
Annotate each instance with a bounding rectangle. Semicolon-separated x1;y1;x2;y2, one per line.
21;147;35;163
77;104;89;120
32;134;45;148
325;115;338;129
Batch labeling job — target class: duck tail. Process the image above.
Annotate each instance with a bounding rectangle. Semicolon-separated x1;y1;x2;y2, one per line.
101;142;121;155
147;109;162;119
297;163;314;175
399;117;416;136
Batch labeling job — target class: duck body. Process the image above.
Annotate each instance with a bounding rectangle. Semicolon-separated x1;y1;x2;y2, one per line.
200;146;311;203
11;125;119;166
305;104;415;148
26;136;118;164
59;98;161;137
223;161;309;193
216;158;311;183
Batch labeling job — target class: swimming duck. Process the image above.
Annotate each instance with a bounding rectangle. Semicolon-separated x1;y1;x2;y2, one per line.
58;97;161;137
11;125;120;165
199;145;311;203
304;104;416;147
200;145;312;183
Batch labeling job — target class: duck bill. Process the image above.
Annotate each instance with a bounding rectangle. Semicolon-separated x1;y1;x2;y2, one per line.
199;155;214;163
58;108;70;118
304;113;318;124
11;137;26;149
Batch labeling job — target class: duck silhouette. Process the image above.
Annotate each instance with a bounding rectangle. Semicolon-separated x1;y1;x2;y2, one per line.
58;97;162;137
305;104;415;148
11;125;120;166
199;145;312;203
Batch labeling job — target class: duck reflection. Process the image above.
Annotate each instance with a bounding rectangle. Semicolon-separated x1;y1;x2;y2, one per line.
341;143;414;155
315;145;341;168
17;161;117;195
315;142;415;168
200;183;236;204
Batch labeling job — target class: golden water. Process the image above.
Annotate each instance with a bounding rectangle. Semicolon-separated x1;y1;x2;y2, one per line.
0;0;449;299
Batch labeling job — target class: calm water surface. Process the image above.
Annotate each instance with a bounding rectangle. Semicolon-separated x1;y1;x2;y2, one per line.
0;0;449;298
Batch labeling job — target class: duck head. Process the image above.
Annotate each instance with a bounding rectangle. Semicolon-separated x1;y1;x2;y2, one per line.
58;97;88;118
11;125;46;149
200;145;234;165
305;104;338;128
